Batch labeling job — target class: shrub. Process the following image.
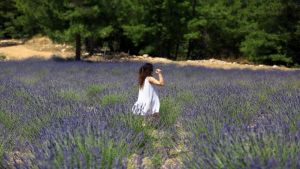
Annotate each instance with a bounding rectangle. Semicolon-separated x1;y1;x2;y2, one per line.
0;54;6;61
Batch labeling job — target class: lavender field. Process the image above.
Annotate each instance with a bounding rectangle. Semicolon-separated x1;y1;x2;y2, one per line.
0;59;300;169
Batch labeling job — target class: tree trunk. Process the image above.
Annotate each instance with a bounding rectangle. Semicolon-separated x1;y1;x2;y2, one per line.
166;41;172;59
187;40;192;60
84;37;95;56
75;33;81;61
175;42;179;60
187;0;197;60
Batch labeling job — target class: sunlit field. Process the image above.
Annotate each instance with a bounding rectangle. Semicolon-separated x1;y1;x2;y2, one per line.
0;59;299;168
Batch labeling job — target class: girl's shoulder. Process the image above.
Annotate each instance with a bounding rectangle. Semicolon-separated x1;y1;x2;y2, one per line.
145;76;153;80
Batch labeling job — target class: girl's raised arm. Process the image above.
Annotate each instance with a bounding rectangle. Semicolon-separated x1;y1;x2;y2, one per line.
148;69;164;86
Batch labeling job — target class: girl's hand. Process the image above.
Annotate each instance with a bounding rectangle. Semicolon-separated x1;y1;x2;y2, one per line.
155;68;162;74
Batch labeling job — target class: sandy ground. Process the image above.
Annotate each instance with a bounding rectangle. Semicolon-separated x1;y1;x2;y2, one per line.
0;45;54;60
0;36;73;60
87;54;297;71
0;37;298;71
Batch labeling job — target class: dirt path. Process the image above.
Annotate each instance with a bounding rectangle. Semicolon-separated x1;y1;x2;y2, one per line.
0;36;73;61
127;119;190;169
0;45;54;60
120;55;296;71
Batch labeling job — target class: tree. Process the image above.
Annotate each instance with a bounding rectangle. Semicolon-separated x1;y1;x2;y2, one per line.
0;0;37;39
8;0;300;66
16;0;122;60
121;0;187;59
238;0;299;65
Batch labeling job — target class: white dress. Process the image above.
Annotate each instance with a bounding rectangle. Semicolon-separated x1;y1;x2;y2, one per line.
132;77;160;115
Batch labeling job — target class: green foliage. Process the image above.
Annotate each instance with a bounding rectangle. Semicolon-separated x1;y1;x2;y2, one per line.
160;97;181;126
20;110;73;140
0;85;4;93
2;0;299;65
116;113;157;134
160;135;175;148
117;113;146;133
58;89;84;101
86;84;105;97
100;139;127;169
0;54;6;60
101;93;125;106
122;24;152;46
14;90;30;99
269;54;292;64
0;0;20;38
190;129;300;168
114;113;158;153
17;70;48;85
0;111;19;130
176;90;194;104
53;133;129;169
185;18;207;40
0;141;3;158
97;26;114;39
151;153;162;168
18;76;40;85
240;30;292;65
0;0;39;38
21;114;51;138
139;46;155;55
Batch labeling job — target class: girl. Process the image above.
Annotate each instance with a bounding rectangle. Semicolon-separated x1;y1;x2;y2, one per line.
132;63;164;118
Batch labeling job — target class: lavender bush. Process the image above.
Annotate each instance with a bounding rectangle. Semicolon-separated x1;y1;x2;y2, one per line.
0;59;299;168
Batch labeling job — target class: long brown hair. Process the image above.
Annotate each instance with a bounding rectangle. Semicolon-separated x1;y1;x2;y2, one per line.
139;63;153;88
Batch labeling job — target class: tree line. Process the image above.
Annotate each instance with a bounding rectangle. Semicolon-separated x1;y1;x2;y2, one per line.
1;0;299;66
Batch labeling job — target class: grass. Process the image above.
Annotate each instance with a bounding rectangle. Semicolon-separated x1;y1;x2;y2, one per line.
14;90;31;99
0;85;4;93
19;76;40;85
160;134;175;148
151;153;163;168
218;134;298;168
111;98;182;166
117;113;146;133
100;93;125;106
21;114;52;139
86;84;105;97
74;134;93;168
53;133;129;169
86;84;106;104
160;97;181;126
111;69;123;76
113;112;175;165
0;141;4;165
0;111;19;131
67;66;79;73
20;110;73;139
18;70;48;85
58;89;85;101
99;139;127;169
289;113;300;133
176;90;194;104
115;113;156;148
0;142;3;157
221;95;258;125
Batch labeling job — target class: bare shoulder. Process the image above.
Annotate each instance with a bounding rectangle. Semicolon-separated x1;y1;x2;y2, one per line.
147;76;164;86
147;76;155;81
